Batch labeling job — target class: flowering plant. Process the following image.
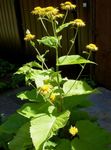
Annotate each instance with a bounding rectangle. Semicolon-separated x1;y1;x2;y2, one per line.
0;2;111;150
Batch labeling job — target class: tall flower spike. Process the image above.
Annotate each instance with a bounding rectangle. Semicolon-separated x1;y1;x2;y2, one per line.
24;29;35;41
60;1;76;10
69;126;78;136
86;43;98;51
70;19;85;27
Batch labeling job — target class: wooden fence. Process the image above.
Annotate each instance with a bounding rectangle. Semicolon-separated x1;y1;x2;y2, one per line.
2;0;111;89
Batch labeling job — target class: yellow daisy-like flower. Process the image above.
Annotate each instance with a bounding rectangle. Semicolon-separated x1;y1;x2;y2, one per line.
52;13;64;20
45;6;59;15
31;7;45;16
69;126;78;136
44;7;62;20
50;93;56;103
40;84;52;95
60;1;76;10
24;29;35;41
70;19;85;27
32;6;60;20
86;43;98;51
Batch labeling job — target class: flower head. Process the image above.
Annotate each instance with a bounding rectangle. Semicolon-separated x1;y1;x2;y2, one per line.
70;19;85;27
32;6;62;20
60;1;76;10
24;29;35;41
86;43;98;51
31;7;45;16
50;93;56;103
69;126;78;136
40;84;52;95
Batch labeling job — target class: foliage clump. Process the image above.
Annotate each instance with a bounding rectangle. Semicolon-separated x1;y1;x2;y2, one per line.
0;1;111;150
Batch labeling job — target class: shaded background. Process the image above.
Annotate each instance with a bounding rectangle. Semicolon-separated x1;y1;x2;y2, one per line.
0;0;111;89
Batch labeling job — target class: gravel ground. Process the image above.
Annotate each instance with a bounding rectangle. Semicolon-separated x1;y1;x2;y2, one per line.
0;86;111;132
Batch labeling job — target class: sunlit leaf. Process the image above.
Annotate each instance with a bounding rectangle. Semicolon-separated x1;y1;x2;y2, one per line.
63;80;93;96
30;110;70;150
57;55;95;66
37;36;62;49
17;89;44;102
15;61;42;75
18;102;55;118
56;22;71;33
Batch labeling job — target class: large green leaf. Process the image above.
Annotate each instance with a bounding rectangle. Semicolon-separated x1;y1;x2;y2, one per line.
8;123;32;150
30;110;70;150
15;61;42;75
17;89;44;102
57;55;95;66
63;95;92;110
44;140;57;150
0;113;28;134
0;113;28;145
63;80;93;96
71;120;111;150
56;22;71;33
55;139;71;150
37;36;62;49
70;110;91;123
18;102;55;118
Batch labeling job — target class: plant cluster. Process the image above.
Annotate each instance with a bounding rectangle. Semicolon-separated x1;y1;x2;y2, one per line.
0;1;111;150
0;59;25;91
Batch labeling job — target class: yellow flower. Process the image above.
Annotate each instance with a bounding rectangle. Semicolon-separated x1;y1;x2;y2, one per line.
69;126;78;136
32;6;60;20
86;43;98;51
40;84;52;95
51;13;64;20
60;1;76;10
44;7;61;20
50;93;56;103
45;6;59;15
24;29;35;41
31;7;45;16
70;19;85;27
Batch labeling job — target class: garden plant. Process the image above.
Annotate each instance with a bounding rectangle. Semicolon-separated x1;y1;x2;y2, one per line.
0;1;111;150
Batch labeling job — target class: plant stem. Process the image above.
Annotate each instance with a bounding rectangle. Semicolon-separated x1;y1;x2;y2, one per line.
65;51;92;95
60;27;78;64
40;17;49;36
52;19;56;36
30;41;48;70
51;19;63;111
62;10;68;24
67;27;78;55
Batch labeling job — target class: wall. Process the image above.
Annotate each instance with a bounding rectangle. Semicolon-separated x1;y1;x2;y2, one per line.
95;0;111;89
0;0;24;63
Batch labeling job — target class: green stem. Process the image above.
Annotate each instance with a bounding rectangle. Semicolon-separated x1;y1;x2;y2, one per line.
62;10;68;24
30;41;48;70
51;19;56;36
65;51;92;95
61;27;78;64
67;27;78;55
40;17;49;35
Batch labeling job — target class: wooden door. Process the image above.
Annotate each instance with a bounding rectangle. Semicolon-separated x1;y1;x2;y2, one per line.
95;0;111;89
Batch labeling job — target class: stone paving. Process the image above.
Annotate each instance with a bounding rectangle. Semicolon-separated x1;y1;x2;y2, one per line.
87;87;111;132
0;87;111;132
